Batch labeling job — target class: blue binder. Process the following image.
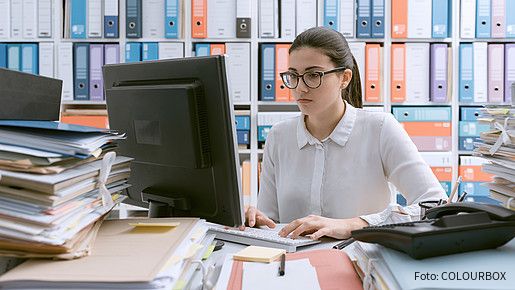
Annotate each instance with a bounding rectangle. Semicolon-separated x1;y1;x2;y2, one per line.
371;0;384;38
165;0;179;38
195;44;210;57
7;44;21;71
506;0;515;38
323;0;339;31
71;0;87;39
237;130;250;145
459;182;491;197
126;0;142;38
476;0;491;38
459;44;474;103
125;42;141;62
459;121;490;137
260;44;275;101
392;107;451;122
142;42;159;61
104;0;119;38
459;136;480;151
460;107;482;121
356;0;371;38
74;43;90;100
21;44;38;75
0;44;6;68
432;0;449;38
235;115;251;130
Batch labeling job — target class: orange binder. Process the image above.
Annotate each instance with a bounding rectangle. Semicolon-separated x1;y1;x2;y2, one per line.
210;43;225;55
459;166;495;182
226;249;363;290
191;0;207;38
391;44;406;102
242;160;251;198
391;0;407;38
400;122;451;136
61;115;109;129
431;167;452;181
365;44;381;102
275;44;291;102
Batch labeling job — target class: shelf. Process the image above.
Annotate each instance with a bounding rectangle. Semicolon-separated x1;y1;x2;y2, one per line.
0;38;54;42
459;38;515;43
458;151;475;155
391;102;452;106
238;149;251;154
257;149;264;154
258;101;297;106
256;38;386;43
391;38;453;43
458;102;512;106
61;38;121;43
62;101;106;105
192;38;251;43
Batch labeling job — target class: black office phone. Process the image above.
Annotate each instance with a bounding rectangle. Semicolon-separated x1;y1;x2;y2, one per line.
351;202;515;259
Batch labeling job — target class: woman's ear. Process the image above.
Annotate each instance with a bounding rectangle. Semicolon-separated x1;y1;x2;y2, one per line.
340;69;353;89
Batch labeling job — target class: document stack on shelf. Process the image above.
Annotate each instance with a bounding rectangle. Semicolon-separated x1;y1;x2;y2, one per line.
474;107;515;209
0;218;212;290
0;120;132;259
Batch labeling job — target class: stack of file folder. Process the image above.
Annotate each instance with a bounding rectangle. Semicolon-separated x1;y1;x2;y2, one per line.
474;107;515;209
0;120;132;259
348;240;514;290
0;218;213;290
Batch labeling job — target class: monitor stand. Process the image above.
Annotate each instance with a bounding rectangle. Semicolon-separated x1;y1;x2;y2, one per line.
142;188;191;218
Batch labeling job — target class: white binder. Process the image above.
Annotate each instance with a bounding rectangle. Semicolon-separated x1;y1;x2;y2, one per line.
280;0;296;39
340;0;355;37
207;0;237;38
39;43;54;78
406;43;430;103
10;0;22;38
57;43;74;102
460;0;476;38
142;0;165;38
0;0;10;38
473;42;488;103
407;0;431;38
296;0;317;34
87;0;102;38
226;43;251;103
37;0;52;38
348;42;366;97
22;0;37;39
259;0;279;38
158;42;185;59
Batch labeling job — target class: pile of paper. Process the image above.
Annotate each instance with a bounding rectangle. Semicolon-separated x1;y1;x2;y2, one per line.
0;218;213;290
0;120;132;259
348;240;515;290
474;107;515;209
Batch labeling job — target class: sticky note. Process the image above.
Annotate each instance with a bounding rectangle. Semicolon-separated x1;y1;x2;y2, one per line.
129;222;180;227
233;246;286;263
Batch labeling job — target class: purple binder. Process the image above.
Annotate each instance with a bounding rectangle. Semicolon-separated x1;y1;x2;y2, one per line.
491;0;506;38
104;44;120;65
430;44;448;103
505;44;515;103
410;136;452;151
488;44;505;103
89;44;104;101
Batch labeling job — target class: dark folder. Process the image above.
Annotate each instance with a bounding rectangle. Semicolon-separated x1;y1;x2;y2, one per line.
0;68;62;121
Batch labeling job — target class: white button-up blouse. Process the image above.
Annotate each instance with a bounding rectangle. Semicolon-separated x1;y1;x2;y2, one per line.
257;101;447;225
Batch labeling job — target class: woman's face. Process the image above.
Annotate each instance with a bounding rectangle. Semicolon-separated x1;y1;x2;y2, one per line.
288;47;346;117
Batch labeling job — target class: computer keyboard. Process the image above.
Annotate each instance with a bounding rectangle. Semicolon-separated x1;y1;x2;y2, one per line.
207;223;320;252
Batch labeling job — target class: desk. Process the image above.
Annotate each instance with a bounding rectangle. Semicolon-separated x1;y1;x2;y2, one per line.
189;238;349;290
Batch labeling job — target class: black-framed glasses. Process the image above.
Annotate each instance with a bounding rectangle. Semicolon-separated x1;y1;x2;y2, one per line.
279;67;346;89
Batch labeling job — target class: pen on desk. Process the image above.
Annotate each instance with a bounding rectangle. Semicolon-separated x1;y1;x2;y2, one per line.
332;237;355;250
278;253;285;276
458;191;468;202
447;176;462;204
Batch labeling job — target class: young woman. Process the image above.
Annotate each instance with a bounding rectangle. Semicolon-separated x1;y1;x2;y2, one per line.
244;27;447;240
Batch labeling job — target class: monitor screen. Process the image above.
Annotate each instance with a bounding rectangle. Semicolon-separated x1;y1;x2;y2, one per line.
103;55;244;227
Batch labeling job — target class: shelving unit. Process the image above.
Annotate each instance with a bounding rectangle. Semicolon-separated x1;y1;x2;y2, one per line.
4;0;513;206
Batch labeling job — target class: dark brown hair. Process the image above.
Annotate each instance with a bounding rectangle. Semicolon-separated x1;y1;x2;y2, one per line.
289;27;363;108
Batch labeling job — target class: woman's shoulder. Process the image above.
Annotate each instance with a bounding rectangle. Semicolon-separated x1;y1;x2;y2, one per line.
355;108;393;127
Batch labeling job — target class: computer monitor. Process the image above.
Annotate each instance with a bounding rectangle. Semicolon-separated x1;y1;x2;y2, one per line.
103;55;244;227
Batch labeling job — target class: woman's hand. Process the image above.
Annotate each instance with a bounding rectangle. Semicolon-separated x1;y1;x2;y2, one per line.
278;215;369;240
238;206;276;230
